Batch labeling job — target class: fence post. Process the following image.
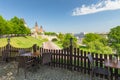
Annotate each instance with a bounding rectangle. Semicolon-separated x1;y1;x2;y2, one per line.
70;38;73;70
33;44;37;52
5;36;11;62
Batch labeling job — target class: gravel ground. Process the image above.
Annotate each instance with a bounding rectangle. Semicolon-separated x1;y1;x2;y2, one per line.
0;61;107;80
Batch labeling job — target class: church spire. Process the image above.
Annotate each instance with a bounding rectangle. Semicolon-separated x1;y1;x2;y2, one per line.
35;22;39;33
35;22;38;27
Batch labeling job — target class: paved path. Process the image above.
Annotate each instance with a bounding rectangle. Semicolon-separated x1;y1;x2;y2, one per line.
43;41;61;49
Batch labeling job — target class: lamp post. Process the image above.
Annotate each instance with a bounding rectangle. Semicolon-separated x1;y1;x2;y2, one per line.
7;36;10;50
7;36;10;44
70;38;73;46
33;44;37;52
6;36;10;62
70;37;73;70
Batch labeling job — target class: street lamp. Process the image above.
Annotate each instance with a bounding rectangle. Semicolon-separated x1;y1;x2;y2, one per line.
70;37;73;46
69;37;73;70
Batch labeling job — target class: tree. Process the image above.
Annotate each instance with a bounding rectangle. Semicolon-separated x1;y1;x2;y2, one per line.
9;16;30;34
57;33;64;42
0;15;30;35
83;33;112;54
0;16;12;34
87;40;112;54
83;33;101;44
0;16;6;34
62;33;78;48
0;16;31;35
108;26;120;54
44;32;57;36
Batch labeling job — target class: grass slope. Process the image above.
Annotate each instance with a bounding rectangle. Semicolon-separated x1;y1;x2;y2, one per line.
54;41;63;48
0;38;7;47
0;36;48;48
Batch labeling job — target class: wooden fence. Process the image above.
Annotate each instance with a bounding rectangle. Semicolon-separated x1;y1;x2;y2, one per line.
40;47;120;80
0;43;32;61
0;43;120;80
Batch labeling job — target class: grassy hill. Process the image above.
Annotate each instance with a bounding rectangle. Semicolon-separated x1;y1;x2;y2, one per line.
0;36;48;48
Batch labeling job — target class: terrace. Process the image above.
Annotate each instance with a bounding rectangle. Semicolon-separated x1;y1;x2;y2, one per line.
0;39;120;80
0;62;105;80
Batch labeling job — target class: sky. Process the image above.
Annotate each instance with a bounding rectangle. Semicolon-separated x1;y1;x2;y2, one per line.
0;0;120;33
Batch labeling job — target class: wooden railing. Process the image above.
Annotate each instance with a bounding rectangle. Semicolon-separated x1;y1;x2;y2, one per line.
40;47;120;80
0;43;120;80
0;43;32;61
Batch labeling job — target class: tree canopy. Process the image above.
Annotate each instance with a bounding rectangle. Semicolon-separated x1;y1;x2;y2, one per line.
0;16;30;35
62;33;78;48
83;33;112;54
57;33;64;42
108;26;120;54
44;32;57;36
83;33;102;44
0;16;12;34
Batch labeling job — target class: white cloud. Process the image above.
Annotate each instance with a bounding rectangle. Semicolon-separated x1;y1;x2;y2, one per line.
72;0;120;16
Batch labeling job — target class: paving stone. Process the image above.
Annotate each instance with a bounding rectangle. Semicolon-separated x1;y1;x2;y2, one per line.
0;62;108;80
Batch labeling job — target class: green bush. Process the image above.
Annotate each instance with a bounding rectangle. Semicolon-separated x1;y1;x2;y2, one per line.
52;38;58;42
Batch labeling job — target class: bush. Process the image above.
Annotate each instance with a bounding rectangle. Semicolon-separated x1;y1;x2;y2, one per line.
52;38;58;42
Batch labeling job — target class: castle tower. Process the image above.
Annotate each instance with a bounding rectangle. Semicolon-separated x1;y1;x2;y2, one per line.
39;26;43;33
35;22;39;33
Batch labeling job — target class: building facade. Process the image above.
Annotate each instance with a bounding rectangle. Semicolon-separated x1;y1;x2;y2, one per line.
31;22;45;34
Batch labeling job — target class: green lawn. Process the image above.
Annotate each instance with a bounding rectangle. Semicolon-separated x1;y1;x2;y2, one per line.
0;38;7;47
0;36;48;48
53;41;63;48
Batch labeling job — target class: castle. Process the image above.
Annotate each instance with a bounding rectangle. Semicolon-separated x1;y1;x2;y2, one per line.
31;22;45;34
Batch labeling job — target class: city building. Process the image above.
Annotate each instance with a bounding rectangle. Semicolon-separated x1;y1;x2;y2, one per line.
74;32;86;44
31;22;45;34
31;22;45;38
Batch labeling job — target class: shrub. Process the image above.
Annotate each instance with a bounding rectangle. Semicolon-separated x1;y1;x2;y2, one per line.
52;38;58;42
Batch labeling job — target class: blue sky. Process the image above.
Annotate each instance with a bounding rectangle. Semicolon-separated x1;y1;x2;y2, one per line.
0;0;120;33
